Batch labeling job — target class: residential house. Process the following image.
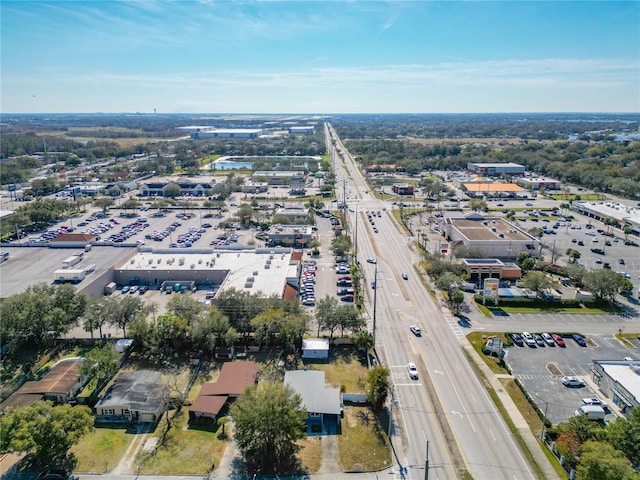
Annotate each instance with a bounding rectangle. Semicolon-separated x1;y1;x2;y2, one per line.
0;359;86;413
284;370;342;435
190;361;258;424
95;370;166;424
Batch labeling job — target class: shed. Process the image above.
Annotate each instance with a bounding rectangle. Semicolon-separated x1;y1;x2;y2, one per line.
302;338;330;359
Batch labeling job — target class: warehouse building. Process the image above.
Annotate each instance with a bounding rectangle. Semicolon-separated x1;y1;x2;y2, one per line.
444;213;539;258
517;177;562;191
462;180;525;198
113;247;298;298
467;162;525;176
139;181;219;197
573;201;640;236
289;126;315;134
191;128;262;139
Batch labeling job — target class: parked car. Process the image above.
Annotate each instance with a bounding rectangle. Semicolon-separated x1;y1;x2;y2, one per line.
551;333;566;347
121;285;130;293
407;362;419;380
562;376;585;387
510;333;524;347
533;334;546;347
572;334;587;347
541;332;555;346
138;286;148;294
410;325;421;336
521;331;537;347
341;295;354;302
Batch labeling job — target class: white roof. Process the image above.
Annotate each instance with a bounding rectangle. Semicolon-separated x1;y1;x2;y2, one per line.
302;338;330;351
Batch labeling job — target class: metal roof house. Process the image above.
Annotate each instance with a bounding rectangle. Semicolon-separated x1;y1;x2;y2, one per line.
189;361;258;424
284;370;342;435
0;359;86;413
95;370;167;424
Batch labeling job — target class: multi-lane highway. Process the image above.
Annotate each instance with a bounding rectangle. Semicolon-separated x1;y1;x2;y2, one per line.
325;123;537;479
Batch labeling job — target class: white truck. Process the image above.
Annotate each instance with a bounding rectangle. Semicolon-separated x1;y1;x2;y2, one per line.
54;269;86;283
62;255;82;267
575;405;606;421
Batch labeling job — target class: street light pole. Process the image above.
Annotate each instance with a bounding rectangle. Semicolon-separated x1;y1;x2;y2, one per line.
372;262;378;346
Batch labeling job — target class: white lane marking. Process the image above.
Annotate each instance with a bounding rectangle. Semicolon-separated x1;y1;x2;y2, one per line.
489;428;497;442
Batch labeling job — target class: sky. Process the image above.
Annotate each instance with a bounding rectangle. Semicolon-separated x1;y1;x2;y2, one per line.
1;0;639;114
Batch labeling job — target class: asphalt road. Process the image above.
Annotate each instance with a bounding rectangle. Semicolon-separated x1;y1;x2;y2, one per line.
327;124;537;480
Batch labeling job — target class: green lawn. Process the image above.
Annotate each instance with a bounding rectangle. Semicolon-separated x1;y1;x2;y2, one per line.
307;347;368;393
338;406;392;471
71;425;135;473
496;305;619;314
134;409;227;475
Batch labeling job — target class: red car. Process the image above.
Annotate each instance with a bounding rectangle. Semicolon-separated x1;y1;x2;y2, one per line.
551;334;566;347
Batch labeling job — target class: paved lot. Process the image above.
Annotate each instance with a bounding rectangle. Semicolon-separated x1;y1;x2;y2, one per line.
503;332;640;425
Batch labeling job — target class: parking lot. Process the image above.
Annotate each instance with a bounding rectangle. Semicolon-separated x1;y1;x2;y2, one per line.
504;332;640;425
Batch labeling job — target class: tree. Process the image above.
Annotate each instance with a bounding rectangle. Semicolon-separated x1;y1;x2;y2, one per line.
623;225;632;241
230;382;306;475
330;234;352;257
355;330;374;354
93;196;114;213
605;407;640;469
167;294;204;325
162;182;181;198
435;272;463;292
0;401;94;469
577;441;639;480
555;432;581;469
583;269;625;303
521;271;553;300
566;248;581;263
366;365;391;412
315;296;340;339
79;344;118;388
468;198;488;212
449;289;465;315
451;244;486;259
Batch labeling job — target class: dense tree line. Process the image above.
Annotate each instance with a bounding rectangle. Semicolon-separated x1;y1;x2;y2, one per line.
344;136;640;198
332;113;639;140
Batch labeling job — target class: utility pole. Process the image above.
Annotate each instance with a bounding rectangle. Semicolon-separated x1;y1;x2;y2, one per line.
372;261;378;346
355;203;358;259
424;440;430;480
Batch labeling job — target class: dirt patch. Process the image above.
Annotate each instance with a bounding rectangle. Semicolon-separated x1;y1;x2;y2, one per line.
546;363;562;376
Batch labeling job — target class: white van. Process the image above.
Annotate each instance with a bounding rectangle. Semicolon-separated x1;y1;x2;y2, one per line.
575;405;606;421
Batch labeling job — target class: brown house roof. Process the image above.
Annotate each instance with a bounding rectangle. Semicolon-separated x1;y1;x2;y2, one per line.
291;250;303;261
0;359;83;412
190;361;258;418
283;284;298;302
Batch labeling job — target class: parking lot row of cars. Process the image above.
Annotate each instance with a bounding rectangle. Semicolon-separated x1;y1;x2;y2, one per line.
300;261;317;306
510;332;587;348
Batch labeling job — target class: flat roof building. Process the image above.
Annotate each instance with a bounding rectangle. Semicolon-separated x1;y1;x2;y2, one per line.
573;201;640;236
467;162;525;176
114;247;298;297
517;177;562;191
445;213;539;258
267;225;314;248
590;360;640;418
191;128;262;139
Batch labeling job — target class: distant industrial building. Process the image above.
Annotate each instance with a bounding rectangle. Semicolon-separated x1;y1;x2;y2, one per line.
190;128;262;139
573;201;640;236
289;126;315;134
590;360;640;418
139;181;219;197
517;177;562;191
252;171;305;185
467;162;525;176
444;212;539;258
